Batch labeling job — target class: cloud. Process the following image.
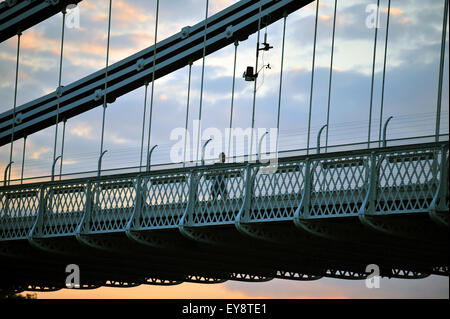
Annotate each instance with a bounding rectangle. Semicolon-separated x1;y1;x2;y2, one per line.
71;124;94;140
385;7;404;16
30;147;52;160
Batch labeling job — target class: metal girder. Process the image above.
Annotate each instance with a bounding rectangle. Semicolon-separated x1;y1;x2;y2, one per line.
0;0;83;43
0;0;314;147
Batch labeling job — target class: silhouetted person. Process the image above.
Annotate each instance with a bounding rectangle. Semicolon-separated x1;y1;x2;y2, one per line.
211;152;228;200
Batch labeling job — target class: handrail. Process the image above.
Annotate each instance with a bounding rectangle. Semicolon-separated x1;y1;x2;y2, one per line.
1;137;448;188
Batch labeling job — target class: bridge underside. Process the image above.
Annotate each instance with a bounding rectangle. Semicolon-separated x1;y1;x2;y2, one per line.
0;142;449;292
0;214;448;293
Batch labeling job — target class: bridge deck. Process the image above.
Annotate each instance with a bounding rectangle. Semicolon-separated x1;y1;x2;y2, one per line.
0;142;448;290
1;142;447;237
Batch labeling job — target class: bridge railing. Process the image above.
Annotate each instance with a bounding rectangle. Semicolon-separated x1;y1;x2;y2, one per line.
298;153;370;219
131;171;190;230
0;142;448;241
188;165;247;226
3;134;448;187
249;160;305;222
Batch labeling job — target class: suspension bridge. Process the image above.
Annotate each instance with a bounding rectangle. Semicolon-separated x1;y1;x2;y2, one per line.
0;0;448;293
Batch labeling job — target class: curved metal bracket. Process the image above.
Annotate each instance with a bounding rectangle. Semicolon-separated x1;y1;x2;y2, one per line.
357;151;443;238
97;150;108;177
27;185;46;247
358;152;380;230
146;145;158;171
234;164;292;243
51;155;62;181
125;175;190;250
178;206;190;239
75;182;93;237
125;176;143;233
382;116;393;148
201;138;213;166
178;171;195;237
234;165;259;238
257;131;268;162
3;161;13;186
317;124;327;154
178;170;232;245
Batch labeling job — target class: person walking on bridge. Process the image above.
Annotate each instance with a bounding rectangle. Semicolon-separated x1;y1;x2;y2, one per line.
211;152;228;200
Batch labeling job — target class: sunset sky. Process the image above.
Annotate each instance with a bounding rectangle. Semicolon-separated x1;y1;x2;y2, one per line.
0;0;449;298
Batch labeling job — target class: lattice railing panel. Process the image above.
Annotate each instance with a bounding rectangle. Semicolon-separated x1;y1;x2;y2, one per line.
250;161;305;221
307;154;369;218
89;177;137;233
137;172;190;229
375;147;441;214
39;182;88;237
0;186;41;240
192;166;246;225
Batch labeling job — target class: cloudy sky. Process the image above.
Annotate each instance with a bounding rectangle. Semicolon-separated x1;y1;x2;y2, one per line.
0;0;449;298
